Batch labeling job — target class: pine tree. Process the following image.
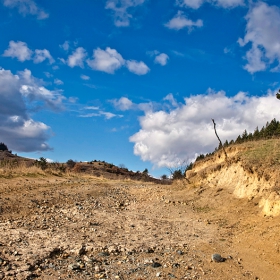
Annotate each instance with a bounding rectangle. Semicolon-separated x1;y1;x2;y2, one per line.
224;140;229;147
242;130;248;141
259;126;265;139
253;127;260;140
0;142;8;151
235;135;242;144
247;132;253;141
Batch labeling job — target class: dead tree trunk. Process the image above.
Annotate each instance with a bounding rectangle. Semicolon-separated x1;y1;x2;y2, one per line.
211;119;228;162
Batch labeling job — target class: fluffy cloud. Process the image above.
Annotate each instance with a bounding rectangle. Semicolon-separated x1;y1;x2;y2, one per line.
3;41;33;62
87;47;125;74
3;0;49;19
154;53;169;66
105;0;146;27
129;90;280;168
3;41;55;64
112;97;133;110
238;2;280;73
34;49;54;64
177;0;244;9
163;93;178;107
19;69;65;111
126;60;150;75
67;47;87;68
0;68;67;152
165;11;203;31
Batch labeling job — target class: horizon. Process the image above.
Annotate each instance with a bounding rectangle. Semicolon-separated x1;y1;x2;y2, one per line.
1;0;280;177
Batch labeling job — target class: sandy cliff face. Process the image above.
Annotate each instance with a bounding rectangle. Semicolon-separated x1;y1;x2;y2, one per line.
186;144;280;216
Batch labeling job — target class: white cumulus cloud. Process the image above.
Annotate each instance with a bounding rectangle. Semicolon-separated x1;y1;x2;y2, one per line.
3;41;33;62
130;89;280;168
67;47;87;68
238;2;280;73
112;97;133;110
165;11;203;31
3;41;55;65
154;53;169;66
105;0;146;27
3;0;49;19
87;47;125;74
0;67;67;152
34;49;54;64
126;60;150;75
19;69;65;111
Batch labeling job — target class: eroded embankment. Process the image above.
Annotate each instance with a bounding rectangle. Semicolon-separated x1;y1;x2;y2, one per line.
186;145;280;216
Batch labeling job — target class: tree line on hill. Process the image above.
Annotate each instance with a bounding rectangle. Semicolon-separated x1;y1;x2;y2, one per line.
195;118;280;164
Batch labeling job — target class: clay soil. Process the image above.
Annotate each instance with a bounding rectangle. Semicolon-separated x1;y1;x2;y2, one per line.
0;175;280;280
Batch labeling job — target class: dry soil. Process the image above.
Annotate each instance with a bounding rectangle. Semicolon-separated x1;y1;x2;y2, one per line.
0;175;280;279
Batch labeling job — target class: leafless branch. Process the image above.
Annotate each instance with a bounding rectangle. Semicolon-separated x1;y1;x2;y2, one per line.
212;119;228;162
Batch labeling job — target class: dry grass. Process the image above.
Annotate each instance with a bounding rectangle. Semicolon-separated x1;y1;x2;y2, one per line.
238;139;280;165
0;160;44;177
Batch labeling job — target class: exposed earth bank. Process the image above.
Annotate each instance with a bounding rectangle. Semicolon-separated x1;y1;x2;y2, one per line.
0;174;280;279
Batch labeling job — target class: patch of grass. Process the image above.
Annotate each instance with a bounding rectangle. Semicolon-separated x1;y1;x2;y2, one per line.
0;162;45;178
240;139;280;165
194;205;211;213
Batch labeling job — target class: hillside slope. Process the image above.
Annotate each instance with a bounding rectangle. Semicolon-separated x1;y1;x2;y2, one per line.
186;139;280;216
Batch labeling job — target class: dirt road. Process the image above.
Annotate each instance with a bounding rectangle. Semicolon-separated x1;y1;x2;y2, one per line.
0;176;279;279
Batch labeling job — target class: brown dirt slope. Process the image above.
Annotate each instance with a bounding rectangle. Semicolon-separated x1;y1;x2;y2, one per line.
186;139;280;217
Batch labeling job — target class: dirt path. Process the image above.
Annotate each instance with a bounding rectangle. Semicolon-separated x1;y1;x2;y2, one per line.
0;176;279;279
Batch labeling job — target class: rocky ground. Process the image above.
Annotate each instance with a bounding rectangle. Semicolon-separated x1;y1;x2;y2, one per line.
0;175;280;279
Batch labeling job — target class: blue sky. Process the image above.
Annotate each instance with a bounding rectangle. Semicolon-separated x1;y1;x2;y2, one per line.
1;0;280;177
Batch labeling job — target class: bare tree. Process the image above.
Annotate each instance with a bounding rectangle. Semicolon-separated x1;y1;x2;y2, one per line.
167;160;189;180
211;119;228;162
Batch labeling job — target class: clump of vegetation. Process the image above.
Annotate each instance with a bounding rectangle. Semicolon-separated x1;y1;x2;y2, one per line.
35;157;48;170
0;142;12;153
0;142;8;151
168;161;193;180
172;169;185;180
142;168;149;175
66;159;76;168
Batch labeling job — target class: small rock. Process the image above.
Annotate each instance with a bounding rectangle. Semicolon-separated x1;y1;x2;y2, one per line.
98;251;109;257
108;245;117;254
211;253;225;262
68;263;80;270
77;245;86;256
152;262;162;268
172;263;180;268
